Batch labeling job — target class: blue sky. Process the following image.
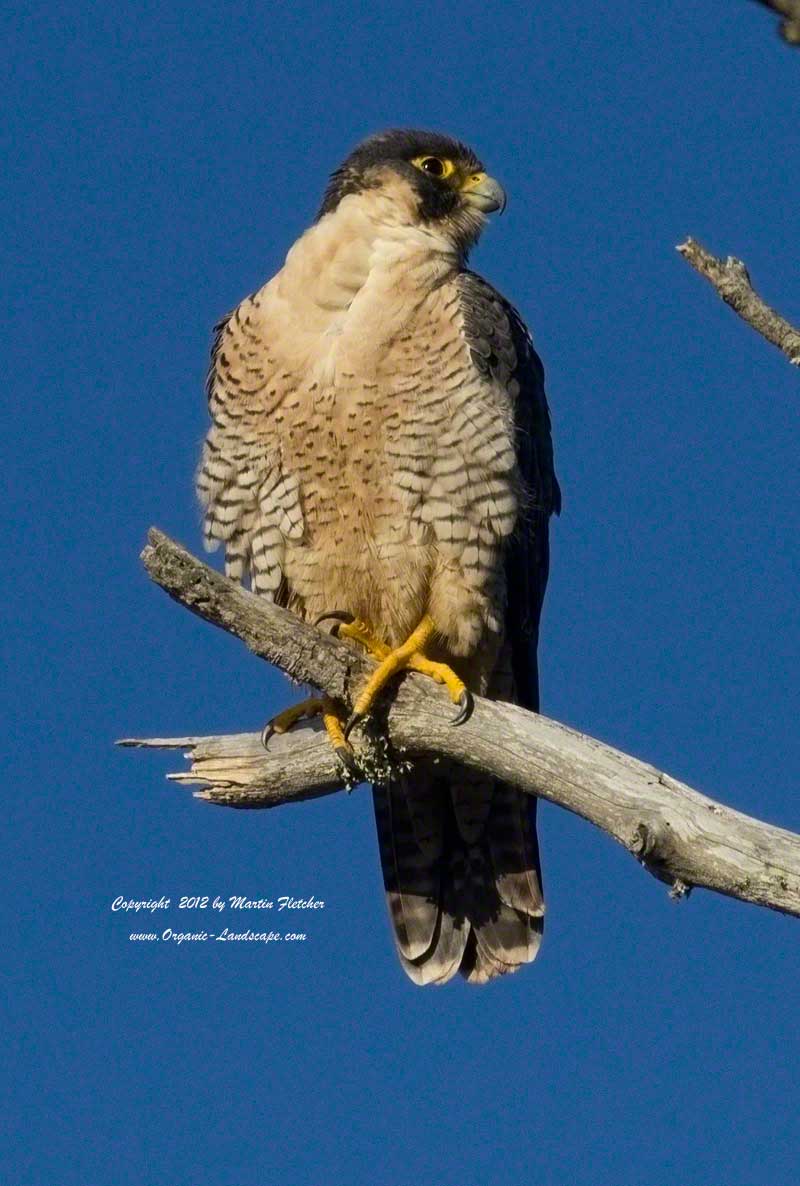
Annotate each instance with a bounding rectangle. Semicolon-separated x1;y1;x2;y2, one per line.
4;2;800;1183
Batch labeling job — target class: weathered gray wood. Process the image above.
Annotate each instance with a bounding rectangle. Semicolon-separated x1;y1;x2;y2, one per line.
677;238;800;366
123;529;800;919
120;728;346;808
750;0;800;44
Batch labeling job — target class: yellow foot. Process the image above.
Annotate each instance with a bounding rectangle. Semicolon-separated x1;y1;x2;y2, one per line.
261;695;357;778
315;611;391;661
335;613;473;740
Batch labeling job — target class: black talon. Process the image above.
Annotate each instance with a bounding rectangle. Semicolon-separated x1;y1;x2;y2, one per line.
261;721;276;750
343;712;364;742
314;610;355;634
450;689;473;727
335;746;360;782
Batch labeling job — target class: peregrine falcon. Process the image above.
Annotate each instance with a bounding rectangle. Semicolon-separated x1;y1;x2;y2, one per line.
197;129;560;984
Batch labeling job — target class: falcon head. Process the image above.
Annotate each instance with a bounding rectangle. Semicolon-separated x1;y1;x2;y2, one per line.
318;129;506;256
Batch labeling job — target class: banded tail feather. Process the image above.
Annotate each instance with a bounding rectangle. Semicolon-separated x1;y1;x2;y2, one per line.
372;763;543;986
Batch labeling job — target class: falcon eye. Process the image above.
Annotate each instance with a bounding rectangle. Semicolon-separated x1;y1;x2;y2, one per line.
411;155;456;179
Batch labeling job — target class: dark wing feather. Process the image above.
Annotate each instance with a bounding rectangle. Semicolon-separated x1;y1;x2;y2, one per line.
458;271;558;981
458;270;560;713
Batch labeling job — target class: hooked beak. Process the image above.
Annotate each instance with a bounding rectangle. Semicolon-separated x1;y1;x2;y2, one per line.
461;171;507;214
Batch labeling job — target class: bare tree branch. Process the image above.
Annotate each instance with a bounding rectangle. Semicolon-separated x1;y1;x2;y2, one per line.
750;0;800;44
122;529;800;920
120;728;347;808
677;238;800;367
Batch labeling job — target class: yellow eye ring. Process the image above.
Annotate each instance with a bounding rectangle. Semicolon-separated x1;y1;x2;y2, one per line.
411;155;456;179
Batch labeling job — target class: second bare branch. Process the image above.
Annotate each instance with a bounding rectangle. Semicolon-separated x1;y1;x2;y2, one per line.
678;237;800;367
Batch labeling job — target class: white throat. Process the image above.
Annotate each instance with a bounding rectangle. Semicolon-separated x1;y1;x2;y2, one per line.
269;188;459;381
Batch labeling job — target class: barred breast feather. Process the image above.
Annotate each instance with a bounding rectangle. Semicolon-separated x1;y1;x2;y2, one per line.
373;271;560;984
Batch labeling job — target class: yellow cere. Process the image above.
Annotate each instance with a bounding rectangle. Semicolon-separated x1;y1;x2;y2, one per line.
460;171;489;191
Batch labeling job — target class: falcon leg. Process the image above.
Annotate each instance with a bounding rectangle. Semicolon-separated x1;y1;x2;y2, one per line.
261;696;357;778
261;696;325;746
315;612;390;661
342;613;473;740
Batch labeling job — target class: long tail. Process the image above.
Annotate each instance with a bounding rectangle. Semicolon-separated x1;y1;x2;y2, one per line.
372;762;543;985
